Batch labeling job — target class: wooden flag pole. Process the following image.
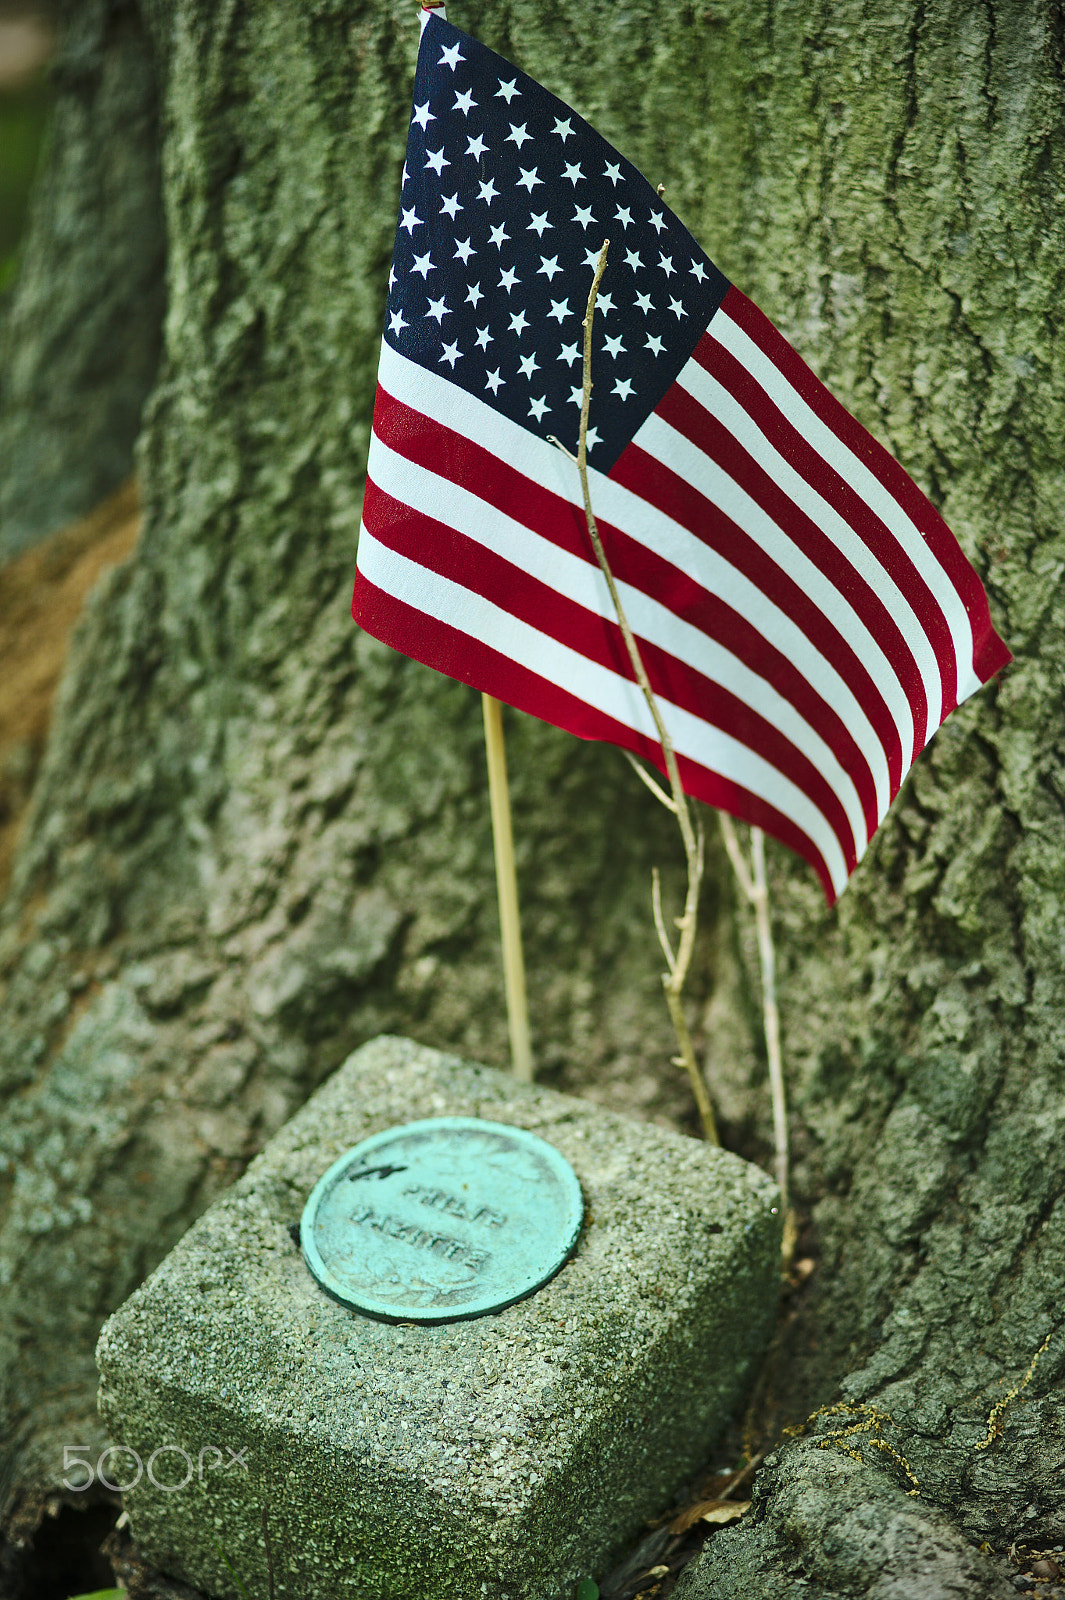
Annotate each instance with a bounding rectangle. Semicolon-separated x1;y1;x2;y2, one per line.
481;693;534;1082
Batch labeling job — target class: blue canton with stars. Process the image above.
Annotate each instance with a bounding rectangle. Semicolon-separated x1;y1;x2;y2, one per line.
385;13;730;475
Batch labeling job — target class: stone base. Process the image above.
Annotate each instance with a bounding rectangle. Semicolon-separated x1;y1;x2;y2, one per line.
96;1035;780;1600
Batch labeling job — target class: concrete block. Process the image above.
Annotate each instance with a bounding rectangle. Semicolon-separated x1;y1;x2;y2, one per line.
96;1034;780;1600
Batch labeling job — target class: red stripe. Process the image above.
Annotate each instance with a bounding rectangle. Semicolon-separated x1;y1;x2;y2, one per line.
692;327;956;720
721;288;1011;687
352;571;838;901
361;475;864;870
609;438;906;797
373;382;881;836
373;382;590;565
591;522;878;849
660;350;928;762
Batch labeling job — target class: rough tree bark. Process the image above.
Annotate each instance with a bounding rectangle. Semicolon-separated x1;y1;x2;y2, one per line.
0;0;165;560
1;2;1062;1597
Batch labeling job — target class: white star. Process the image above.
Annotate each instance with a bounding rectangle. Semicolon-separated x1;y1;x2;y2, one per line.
475;326;492;350
569;385;584;407
440;340;462;367
563;162;584;186
477;177;499;204
597;291;615;315
585;425;601;448
644;333;665;355
411;102;435;131
454;87;476;115
400;206;422;235
603;334;625;357
668;296;687;318
612;376;634;400
527;211;552;237
648;210;667;233
506;122;532;149
538;255;562;281
624;248;643;271
583;246;603;270
573;204;595;228
425;295;450;323
547;298;570;323
518;352;539;378
516;166;543;192
499;266;519;292
441;194;462;219
552;116;574;140
489;221;510;247
528;396;549;422
485;368;503;393
496;78;519;103
659;252;676;277
466;132;489;160
509;307;530;336
389;263;397;289
424;147;450;175
635;290;654;313
603;161;623;184
401;161;408;188
465;281;484;307
614;205;633;228
388;308;408;336
439;42;464;69
454;238;475;263
560;341;582;366
690;259;708;282
411;252;435;278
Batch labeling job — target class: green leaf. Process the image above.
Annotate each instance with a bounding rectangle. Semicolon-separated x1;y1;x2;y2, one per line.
574;1580;600;1600
66;1590;126;1600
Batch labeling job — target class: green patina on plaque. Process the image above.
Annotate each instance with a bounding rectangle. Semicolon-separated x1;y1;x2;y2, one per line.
300;1117;585;1323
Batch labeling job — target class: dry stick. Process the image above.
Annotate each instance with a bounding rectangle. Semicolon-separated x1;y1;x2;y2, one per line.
564;240;719;1143
482;692;534;1081
720;815;789;1217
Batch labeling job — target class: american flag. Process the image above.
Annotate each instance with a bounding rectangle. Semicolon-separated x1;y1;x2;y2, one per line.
353;8;1010;902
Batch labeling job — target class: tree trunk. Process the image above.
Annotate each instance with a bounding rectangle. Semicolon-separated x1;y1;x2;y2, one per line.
0;0;164;559
1;1;1062;1596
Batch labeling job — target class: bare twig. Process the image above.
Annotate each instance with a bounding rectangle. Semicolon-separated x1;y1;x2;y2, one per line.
721;816;790;1228
651;867;677;974
752;828;787;1210
719;812;754;901
623;749;677;812
565;240;718;1143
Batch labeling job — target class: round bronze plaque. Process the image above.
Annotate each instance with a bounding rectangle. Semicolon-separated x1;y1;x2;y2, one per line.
300;1117;584;1323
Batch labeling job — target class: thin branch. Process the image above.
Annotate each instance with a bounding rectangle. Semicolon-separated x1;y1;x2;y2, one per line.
718;812;755;902
546;433;577;463
751;828;787;1211
575;240;718;1143
652;867;677;974
722;817;791;1235
623;749;678;812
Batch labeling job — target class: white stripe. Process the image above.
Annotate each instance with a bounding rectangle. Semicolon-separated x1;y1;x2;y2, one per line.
357;524;851;894
711;306;985;720
675;357;941;751
633;405;915;777
368;430;871;858
374;340;893;818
